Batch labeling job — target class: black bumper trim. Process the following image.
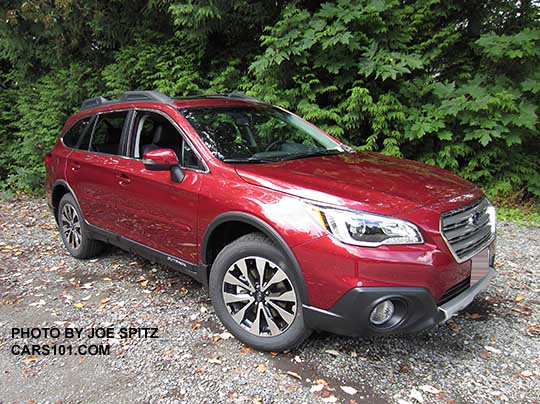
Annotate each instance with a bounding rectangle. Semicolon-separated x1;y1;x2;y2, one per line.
303;287;445;337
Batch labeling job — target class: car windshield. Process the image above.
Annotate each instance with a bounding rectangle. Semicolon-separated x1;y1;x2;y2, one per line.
181;105;346;163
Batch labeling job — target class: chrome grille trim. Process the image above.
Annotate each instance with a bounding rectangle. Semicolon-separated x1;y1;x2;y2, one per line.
440;198;496;263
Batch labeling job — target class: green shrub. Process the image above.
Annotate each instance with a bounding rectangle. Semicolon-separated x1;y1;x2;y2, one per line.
0;0;538;204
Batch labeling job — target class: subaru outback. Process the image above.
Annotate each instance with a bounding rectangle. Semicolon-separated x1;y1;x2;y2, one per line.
45;91;496;351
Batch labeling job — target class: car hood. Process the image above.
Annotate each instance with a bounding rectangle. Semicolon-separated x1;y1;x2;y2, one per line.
234;152;478;215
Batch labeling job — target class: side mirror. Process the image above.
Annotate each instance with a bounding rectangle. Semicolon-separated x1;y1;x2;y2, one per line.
142;148;184;182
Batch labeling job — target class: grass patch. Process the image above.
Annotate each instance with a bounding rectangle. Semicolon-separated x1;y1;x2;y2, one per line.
496;207;540;225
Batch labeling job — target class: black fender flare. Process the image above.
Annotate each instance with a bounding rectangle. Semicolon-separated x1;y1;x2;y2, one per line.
52;180;82;221
201;211;310;305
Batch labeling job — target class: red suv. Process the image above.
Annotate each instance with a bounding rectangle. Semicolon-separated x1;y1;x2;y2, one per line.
45;91;496;351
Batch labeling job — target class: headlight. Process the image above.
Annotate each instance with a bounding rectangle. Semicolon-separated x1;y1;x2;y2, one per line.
306;203;424;247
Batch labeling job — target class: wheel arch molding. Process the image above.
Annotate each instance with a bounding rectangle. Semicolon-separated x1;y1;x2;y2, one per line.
201;211;310;305
52;179;82;223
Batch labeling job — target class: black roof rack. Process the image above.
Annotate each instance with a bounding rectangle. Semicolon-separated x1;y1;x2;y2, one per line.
80;91;266;111
80;90;175;111
175;93;266;103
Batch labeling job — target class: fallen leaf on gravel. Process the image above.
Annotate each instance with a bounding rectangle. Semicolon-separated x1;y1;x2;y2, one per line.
314;379;329;387
512;305;532;316
139;280;149;288
447;321;460;332
399;363;413;373
322;396;337;403
22;355;38;365
410;388;424;403
527;325;540;335
100;297;110;305
485;345;502;354
213;334;222;342
208;357;222;365
270;352;279;357
518;370;533;379
325;349;340;356
162;349;173;358
465;313;483;320
73;303;84;309
257;363;267;373
340;386;357;395
286;371;302;380
480;352;491;361
515;295;525;302
310;384;325;393
419;385;441;394
191;323;201;330
103;277;112;281
241;347;254;354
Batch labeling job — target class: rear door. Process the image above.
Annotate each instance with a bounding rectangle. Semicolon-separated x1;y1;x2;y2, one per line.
113;109;206;264
66;110;131;232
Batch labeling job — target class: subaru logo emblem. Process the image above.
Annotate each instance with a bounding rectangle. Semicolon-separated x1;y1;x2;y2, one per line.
468;212;481;226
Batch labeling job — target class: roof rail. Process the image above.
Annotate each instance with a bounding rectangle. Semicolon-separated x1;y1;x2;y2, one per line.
80;90;174;111
175;93;266;103
222;93;265;102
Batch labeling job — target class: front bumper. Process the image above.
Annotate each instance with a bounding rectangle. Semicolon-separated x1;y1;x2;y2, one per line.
303;267;495;337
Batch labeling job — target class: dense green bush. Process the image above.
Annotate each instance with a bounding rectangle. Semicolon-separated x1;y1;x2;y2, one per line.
0;0;538;203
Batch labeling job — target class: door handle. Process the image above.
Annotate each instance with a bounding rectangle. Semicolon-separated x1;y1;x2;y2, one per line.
70;162;81;171
117;172;131;185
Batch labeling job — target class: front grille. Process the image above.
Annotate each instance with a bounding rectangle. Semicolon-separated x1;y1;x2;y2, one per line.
438;277;471;306
441;198;495;263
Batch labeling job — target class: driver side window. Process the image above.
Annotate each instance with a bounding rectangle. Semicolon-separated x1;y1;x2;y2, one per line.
131;111;204;171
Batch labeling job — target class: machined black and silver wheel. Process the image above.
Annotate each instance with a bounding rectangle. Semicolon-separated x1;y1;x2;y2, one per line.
222;256;297;337
57;193;103;259
209;233;311;351
61;203;82;250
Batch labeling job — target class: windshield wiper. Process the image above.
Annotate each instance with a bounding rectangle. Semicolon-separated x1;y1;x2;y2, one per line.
222;157;277;164
277;149;345;161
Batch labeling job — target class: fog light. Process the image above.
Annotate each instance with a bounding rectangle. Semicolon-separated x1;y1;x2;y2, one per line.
370;300;395;326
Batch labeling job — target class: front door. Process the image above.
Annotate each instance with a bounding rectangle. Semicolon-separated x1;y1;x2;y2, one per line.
113;109;205;264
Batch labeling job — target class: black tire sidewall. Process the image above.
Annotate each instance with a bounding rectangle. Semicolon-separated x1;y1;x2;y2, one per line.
209;235;309;352
57;194;92;258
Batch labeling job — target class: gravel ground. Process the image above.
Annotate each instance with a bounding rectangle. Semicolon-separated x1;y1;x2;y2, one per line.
0;196;539;404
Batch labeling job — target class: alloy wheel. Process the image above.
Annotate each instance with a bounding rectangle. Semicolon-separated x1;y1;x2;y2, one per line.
61;204;82;250
222;256;297;337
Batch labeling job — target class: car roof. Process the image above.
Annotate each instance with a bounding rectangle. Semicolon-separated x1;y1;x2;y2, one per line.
79;91;266;112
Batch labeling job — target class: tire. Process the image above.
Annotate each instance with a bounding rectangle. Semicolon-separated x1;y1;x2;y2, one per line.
209;233;311;351
57;194;104;259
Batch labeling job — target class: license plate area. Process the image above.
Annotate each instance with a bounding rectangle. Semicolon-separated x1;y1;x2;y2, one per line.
470;246;491;285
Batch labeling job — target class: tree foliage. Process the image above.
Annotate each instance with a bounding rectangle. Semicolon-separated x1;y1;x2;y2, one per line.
0;0;539;201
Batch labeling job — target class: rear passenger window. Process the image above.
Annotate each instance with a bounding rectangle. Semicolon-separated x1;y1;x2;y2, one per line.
90;111;128;155
62;116;94;149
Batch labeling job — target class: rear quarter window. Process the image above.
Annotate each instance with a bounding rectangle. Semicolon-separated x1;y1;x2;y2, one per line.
62;116;94;149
